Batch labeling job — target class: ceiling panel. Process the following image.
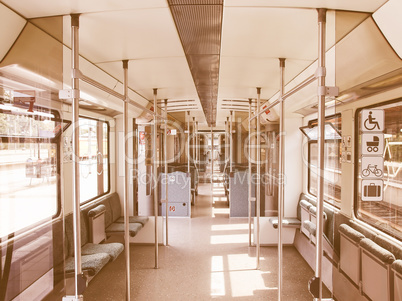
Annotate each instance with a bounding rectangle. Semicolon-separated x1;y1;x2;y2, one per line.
97;57;202;114
217;6;323;124
225;0;387;13
373;0;402;59
221;7;321;60
0;4;26;61
218;57;311;98
2;0;167;19
335;18;402;91
61;8;205;123
74;9;185;63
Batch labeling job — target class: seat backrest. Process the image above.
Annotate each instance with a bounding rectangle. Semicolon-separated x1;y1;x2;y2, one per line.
64;211;89;256
349;220;377;241
108;192;122;223
375;236;402;260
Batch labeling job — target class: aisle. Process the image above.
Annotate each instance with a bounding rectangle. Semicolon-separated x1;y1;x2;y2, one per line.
83;183;315;300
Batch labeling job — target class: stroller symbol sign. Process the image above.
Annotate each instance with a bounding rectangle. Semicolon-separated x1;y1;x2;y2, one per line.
361;134;384;155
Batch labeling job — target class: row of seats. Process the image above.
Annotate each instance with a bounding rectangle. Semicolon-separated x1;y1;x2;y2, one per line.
167;163;199;201
297;193;336;248
63;192;148;281
339;222;402;301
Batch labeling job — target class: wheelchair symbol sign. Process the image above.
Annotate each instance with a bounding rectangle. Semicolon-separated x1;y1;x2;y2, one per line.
361;109;384;132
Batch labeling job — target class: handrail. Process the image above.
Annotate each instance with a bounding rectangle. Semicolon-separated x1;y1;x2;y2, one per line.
79;71;166;120
249;74;316;122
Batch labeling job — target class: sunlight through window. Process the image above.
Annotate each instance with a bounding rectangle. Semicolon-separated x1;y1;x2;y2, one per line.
212;207;230;217
210;234;248;244
211;256;225;296
211;224;249;231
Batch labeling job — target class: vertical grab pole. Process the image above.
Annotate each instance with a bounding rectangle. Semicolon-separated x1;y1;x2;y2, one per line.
226;118;229;167
315;8;327;300
192;117;196;166
211;123;214;184
187;111;190;174
278;58;286;301
229;111;233;173
248;98;252;247
197;122;199;170
224;120;227;165
164;99;169;246
153;88;159;269
122;60;131;301
71;14;83;300
256;88;261;269
196;121;199;170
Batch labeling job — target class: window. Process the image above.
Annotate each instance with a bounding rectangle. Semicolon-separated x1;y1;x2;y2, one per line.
78;117;109;203
355;99;402;239
0;104;64;238
304;115;342;207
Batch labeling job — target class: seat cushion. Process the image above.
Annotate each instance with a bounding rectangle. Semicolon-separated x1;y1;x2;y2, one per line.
65;253;110;277
115;216;149;226
269;217;301;229
106;222;143;237
82;242;124;261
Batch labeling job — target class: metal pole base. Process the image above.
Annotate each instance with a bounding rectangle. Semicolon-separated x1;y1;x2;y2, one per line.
62;296;83;301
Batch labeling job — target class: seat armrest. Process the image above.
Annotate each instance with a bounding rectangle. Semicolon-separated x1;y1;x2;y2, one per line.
88;205;106;218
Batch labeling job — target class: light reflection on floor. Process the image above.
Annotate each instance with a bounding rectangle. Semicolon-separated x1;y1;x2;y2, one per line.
83;181;315;301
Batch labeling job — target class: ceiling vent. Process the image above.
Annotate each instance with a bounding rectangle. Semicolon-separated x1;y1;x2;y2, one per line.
168;0;223;126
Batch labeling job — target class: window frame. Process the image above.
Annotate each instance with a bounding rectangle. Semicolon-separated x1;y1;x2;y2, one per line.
306;113;342;208
0;107;64;239
354;97;402;239
78;115;110;205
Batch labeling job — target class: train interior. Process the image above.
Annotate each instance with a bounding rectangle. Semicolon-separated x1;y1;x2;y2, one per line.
1;0;402;300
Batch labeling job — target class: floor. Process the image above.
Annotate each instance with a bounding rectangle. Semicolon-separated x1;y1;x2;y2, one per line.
82;181;318;301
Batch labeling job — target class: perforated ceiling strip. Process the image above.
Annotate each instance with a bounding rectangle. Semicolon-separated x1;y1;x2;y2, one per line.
168;0;223;126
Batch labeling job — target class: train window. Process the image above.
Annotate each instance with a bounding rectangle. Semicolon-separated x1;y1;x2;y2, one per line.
0;104;63;238
355;99;402;239
306;115;342;207
78;117;109;203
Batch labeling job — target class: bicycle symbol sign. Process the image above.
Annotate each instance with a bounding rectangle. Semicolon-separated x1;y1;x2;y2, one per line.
361;157;384;178
361;109;384;132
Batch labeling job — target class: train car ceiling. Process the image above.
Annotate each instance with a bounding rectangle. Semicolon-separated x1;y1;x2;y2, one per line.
60;8;206;124
1;0;392;126
373;0;402;59
0;22;63;87
268;12;402;117
0;4;26;62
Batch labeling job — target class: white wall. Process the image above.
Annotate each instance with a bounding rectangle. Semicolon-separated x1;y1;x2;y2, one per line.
283;116;303;217
115;114;134;216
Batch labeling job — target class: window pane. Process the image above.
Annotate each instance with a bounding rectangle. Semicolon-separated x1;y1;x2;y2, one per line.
308;115;342;207
356;100;402;239
0;113;58;237
79;117;109;203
